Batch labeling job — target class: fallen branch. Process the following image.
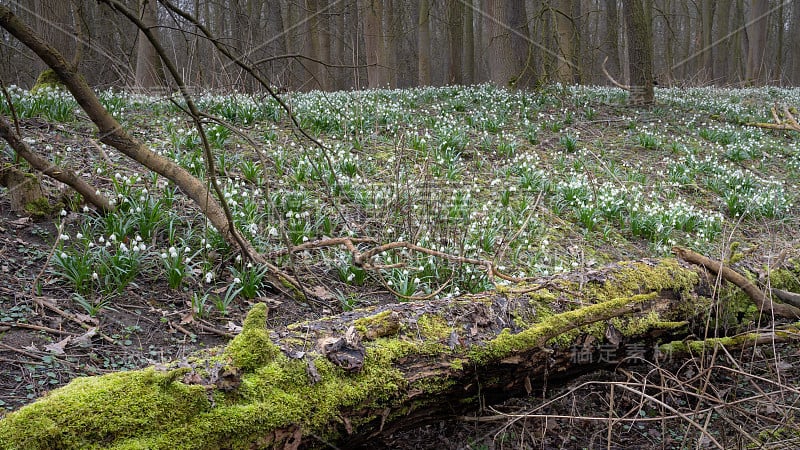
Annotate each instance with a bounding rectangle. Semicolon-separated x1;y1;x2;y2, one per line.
746;103;800;132
672;246;800;319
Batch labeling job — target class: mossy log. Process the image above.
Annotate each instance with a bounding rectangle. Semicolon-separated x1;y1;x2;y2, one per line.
0;258;796;449
0;163;48;216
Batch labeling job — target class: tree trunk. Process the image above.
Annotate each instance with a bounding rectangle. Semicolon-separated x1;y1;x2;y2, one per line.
554;0;573;83
623;0;654;104
484;0;524;87
463;0;475;84
418;0;432;86
699;0;715;83
745;0;768;85
714;0;732;85
3;256;798;448
791;0;800;85
447;0;464;84
361;0;387;88
135;0;163;89
0;114;113;213
307;0;328;91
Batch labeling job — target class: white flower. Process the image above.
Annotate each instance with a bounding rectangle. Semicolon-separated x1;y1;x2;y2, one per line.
205;272;214;283
92;272;98;280
60;209;67;216
60;252;68;259
60;234;70;241
83;206;90;213
233;277;241;284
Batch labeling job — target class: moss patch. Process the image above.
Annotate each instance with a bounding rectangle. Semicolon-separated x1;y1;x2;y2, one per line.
225;303;280;372
30;69;65;94
0;369;209;450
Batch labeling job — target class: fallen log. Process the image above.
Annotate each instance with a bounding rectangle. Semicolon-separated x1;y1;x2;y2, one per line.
0;257;797;449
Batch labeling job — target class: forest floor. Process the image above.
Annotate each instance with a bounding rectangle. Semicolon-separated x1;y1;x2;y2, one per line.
1;84;799;448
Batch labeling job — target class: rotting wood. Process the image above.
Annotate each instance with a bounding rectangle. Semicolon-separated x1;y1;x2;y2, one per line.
1;256;799;449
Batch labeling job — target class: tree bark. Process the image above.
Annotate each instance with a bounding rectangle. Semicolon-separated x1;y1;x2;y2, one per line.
623;0;654;104
359;0;388;88
418;0;432;86
134;0;163;89
792;0;800;85
448;0;464;84
0;113;113;213
745;0;768;85
699;0;715;83
714;0;732;85
554;0;574;83
463;0;475;84
3;256;796;448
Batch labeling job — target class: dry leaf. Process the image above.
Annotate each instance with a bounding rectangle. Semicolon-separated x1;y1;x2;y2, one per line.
225;321;243;333
180;311;195;325
310;285;335;301
44;336;71;355
74;327;97;347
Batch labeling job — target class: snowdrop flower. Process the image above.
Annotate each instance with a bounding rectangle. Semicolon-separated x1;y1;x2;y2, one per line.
205;272;214;283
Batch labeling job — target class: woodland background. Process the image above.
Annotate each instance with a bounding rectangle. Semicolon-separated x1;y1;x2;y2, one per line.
3;0;800;92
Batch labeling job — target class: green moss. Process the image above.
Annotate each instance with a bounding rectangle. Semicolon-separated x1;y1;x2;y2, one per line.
353;310;400;339
30;69;65;94
609;311;688;336
224;303;280;372
590;259;699;301
0;368;209;450
24;196;55;218
659;333;763;355
0;303;412;449
471;293;658;363
449;358;465;371
769;265;800;293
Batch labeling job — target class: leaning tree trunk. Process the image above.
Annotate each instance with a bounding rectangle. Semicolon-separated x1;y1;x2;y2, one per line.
0;5;260;262
2;255;798;449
